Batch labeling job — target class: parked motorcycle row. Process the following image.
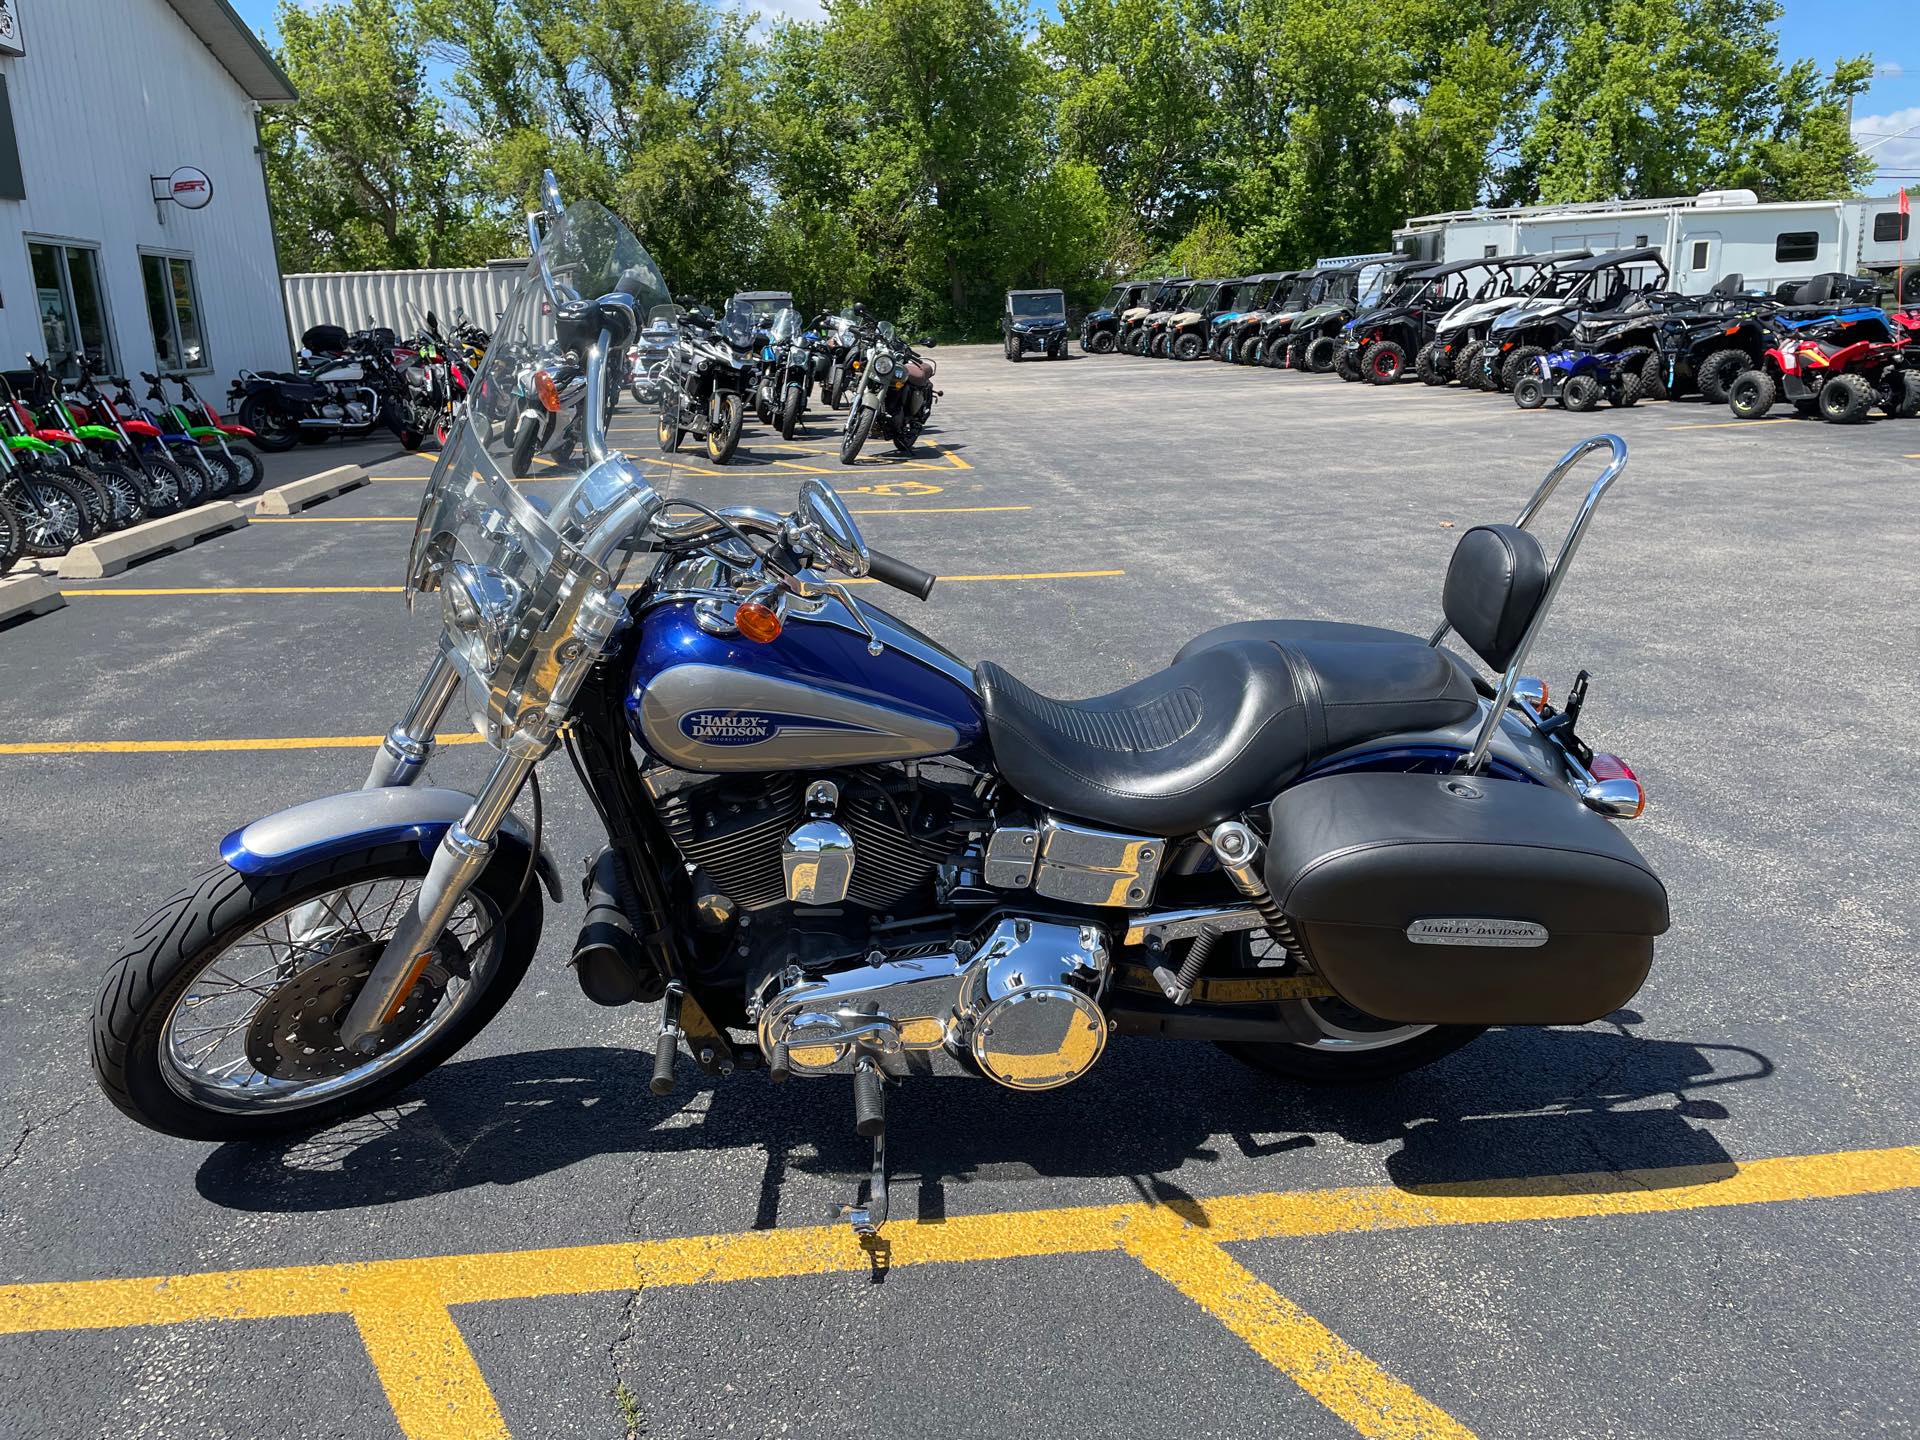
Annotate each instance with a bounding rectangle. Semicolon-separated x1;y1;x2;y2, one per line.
650;291;942;465
0;353;266;574
1082;254;1920;424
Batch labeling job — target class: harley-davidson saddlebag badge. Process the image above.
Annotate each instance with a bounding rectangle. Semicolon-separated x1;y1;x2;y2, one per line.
1265;772;1668;1024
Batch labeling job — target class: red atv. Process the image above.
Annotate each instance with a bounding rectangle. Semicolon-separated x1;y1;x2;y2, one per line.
1726;308;1918;423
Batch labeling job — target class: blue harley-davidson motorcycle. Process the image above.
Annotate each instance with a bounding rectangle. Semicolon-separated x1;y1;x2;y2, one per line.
93;182;1668;1233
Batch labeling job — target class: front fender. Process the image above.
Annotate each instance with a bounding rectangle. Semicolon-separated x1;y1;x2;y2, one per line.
219;786;563;901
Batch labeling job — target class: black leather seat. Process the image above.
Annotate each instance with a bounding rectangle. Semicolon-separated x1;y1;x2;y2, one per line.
976;637;1477;835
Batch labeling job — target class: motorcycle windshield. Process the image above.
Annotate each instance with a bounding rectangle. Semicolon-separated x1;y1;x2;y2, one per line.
767;309;802;344
405;196;668;741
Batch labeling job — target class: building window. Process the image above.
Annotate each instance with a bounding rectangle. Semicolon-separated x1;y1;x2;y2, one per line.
141;254;209;372
1875;212;1910;243
28;240;115;377
1775;231;1820;263
1633;234;1649;246
1483;244;1497;258
1691;240;1710;270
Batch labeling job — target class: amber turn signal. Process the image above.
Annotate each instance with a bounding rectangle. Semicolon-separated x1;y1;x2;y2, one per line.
533;369;562;412
735;600;783;643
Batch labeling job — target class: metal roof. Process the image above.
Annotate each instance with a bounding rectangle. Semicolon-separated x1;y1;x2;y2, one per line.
1560;246;1666;272
165;0;297;103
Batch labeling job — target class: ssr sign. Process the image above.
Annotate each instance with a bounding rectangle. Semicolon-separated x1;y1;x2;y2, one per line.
150;167;214;220
0;0;24;58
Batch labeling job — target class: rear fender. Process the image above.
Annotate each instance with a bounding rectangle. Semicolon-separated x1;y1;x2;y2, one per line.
1298;702;1575;793
219;786;563;901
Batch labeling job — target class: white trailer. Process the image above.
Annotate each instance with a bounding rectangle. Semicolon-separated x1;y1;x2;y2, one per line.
1395;191;1913;299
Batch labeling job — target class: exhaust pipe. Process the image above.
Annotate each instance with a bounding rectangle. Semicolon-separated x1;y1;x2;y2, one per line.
570;848;666;1006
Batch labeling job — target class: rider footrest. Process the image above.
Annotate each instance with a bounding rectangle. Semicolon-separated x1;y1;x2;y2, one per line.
650;986;683;1095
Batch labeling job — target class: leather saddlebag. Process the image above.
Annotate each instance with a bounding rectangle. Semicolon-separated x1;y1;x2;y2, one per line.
1265;772;1669;1024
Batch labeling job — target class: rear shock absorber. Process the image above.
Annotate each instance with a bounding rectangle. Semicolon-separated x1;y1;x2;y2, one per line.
1207;821;1304;956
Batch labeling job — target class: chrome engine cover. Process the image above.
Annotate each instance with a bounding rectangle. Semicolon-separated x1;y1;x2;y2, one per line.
756;917;1110;1090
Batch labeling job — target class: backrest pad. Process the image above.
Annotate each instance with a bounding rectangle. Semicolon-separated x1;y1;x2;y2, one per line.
1442;523;1549;673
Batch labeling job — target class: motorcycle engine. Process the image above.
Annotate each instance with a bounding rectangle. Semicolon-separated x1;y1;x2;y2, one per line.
649;762;1113;1089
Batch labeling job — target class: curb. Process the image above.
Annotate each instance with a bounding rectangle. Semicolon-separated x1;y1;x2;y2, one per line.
238;465;369;517
0;571;68;623
57;502;250;580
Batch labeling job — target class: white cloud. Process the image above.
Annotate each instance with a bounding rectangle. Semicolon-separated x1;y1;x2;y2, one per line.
1853;106;1920;188
1873;62;1903;80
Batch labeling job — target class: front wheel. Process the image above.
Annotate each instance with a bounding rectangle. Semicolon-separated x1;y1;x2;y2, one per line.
509;414;540;476
1174;332;1203;361
840;399;876;464
1513;374;1548;410
1563;373;1603;412
707;391;745;463
91;845;541;1142
1088;331;1115;355
1694;348;1748;406
1415;341;1449;385
1304;336;1338;372
658;408;682;452
1366;341;1407;384
778;386;804;440
1726;370;1776;419
222;444;266;492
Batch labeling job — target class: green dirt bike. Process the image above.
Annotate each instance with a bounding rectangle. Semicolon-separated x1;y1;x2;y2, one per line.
26;355;157;526
154;371;265;492
0;376;117;540
0;423;94;557
139;373;241;500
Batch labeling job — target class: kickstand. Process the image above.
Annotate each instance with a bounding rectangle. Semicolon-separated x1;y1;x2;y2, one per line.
842;1130;889;1238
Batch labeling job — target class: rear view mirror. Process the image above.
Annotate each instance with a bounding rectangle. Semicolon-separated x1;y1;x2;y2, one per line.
918;338;936;348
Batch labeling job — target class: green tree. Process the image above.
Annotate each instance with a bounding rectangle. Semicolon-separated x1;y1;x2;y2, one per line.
263;0;507;271
1519;0;1872;202
417;0;767;302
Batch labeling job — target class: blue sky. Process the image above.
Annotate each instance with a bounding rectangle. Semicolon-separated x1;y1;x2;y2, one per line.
232;0;1919;180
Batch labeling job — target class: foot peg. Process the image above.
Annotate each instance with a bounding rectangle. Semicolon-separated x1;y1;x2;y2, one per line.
838;1056;890;1236
650;984;683;1095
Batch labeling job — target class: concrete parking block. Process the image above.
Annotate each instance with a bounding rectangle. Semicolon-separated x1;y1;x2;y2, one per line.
238;465;369;516
0;572;65;623
54;501;249;580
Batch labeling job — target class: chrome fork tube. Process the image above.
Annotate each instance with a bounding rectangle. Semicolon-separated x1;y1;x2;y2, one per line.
338;743;542;1052
363;652;461;790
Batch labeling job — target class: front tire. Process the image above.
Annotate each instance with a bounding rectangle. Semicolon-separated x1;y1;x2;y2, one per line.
1174;332;1204;361
1695;348;1747;405
509;415;540;476
1563;373;1602;412
657;409;682;453
221;443;266;492
1727;369;1776;419
840;400;876;464
778;386;804;440
1415;341;1449;385
91;845;541;1142
1366;341;1406;384
1088;331;1115;355
1304;336;1338;372
707;392;745;462
1513;374;1548;410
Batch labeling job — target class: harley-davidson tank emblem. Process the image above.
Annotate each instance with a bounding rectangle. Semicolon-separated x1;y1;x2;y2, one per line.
678;710;878;747
1405;918;1549;948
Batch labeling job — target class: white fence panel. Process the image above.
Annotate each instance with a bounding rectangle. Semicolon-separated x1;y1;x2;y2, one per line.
283;266;525;343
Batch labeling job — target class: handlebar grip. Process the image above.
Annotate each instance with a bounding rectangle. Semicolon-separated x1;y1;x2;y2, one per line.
864;548;936;601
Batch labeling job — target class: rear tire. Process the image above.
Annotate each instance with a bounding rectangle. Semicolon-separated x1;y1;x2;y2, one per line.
1886;371;1920;418
137;455;188;515
1415;341;1448;385
0;494;21;573
90;845;541;1143
91;460;150;526
1454;340;1484;389
1639;351;1671;402
1695;348;1748;406
237;396;300;452
1610;371;1642;408
1563;374;1602;412
1304;336;1338;372
1818;372;1874;424
1502;344;1546;391
1726;369;1776;419
1366;341;1406;384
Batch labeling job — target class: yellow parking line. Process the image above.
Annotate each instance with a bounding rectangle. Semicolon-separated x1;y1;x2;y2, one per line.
0;733;484;756
1667;418;1797;430
849;505;1030;515
0;1145;1912;1440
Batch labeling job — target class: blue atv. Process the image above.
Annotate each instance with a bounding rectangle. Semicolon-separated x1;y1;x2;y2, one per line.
1513;347;1642;412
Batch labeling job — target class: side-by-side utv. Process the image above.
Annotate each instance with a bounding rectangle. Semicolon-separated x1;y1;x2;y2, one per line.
1429;252;1593;388
1140;278;1211;357
1287;259;1421;374
1334;258;1497;384
1167;276;1256;359
1002;288;1070;361
1081;279;1154;354
1118;277;1191;355
1213;272;1297;362
1258;268;1346;368
1476;247;1671;392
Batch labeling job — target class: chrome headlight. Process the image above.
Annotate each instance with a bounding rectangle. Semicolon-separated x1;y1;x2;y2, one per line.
872;354;895;378
442;559;524;675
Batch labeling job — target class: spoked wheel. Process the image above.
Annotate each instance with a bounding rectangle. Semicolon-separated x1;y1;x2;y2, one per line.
8;474;90;555
91;461;151;527
1210;933;1484;1083
237;397;300;453
91;845;541;1141
0;494;22;572
138;454;187;515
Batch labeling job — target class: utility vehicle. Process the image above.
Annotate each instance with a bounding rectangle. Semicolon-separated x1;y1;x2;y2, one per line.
1081;280;1154;354
1118;277;1190;355
1208;273;1292;361
1476;248;1670;392
1287;261;1414;373
1168;277;1254;360
1003;289;1070;361
1140;279;1212;358
1428;252;1591;389
1335;259;1492;384
1257;269;1344;368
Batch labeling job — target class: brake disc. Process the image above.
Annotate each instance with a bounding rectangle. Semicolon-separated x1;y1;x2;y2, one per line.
244;936;462;1081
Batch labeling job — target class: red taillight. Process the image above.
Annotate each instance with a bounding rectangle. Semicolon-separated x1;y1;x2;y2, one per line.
1589;753;1635;781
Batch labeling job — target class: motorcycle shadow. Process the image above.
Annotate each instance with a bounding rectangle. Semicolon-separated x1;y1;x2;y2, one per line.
193;1014;1768;1219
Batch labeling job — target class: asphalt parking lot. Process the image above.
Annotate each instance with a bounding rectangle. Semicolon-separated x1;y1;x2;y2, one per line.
2;346;1917;1440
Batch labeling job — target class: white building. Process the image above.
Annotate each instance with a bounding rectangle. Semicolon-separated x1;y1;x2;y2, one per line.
1395;190;1914;300
0;0;295;384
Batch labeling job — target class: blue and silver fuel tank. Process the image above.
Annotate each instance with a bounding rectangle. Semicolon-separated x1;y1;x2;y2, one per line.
627;595;985;772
